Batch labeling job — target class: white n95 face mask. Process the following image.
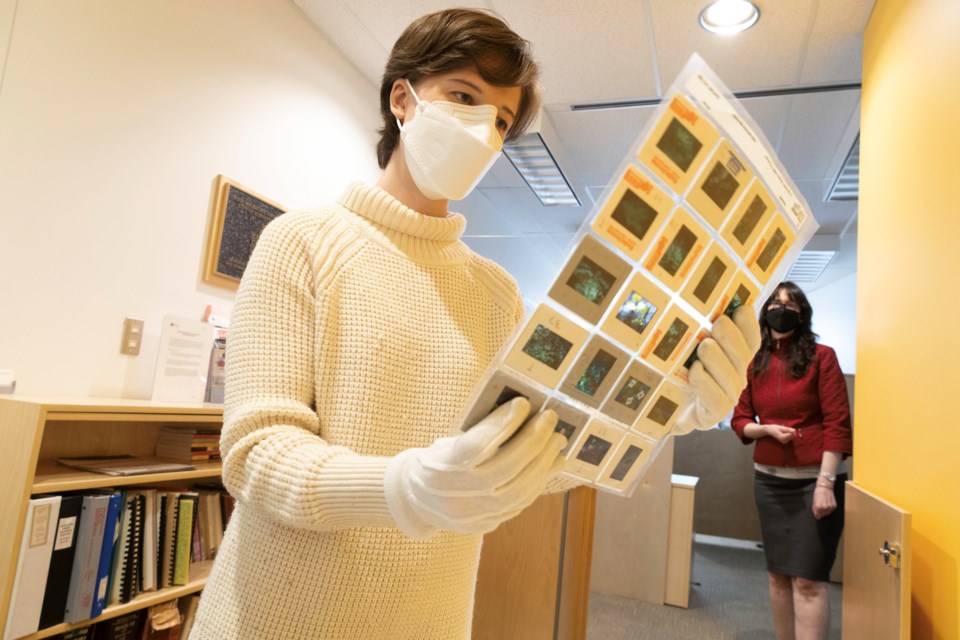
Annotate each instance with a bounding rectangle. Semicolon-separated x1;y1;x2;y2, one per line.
398;80;504;201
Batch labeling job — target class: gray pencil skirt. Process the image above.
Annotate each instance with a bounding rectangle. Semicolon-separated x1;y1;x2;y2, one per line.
754;470;846;581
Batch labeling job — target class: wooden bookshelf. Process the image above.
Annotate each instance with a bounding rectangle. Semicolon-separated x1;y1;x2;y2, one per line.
32;461;223;494
0;396;224;638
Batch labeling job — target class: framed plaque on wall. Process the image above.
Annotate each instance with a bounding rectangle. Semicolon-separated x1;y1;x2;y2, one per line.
203;175;286;290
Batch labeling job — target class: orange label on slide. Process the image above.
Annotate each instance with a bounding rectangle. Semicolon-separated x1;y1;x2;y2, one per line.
652;156;679;184
625;167;653;194
644;236;669;271
747;239;767;267
606;223;637;251
670;96;699;125
641;329;664;359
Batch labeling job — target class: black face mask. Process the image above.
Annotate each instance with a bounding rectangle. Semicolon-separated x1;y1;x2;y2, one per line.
767;307;800;333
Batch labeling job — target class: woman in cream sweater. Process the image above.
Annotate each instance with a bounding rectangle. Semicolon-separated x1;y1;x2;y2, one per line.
190;8;759;639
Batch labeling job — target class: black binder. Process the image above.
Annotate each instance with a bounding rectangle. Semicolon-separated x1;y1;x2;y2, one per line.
38;494;84;629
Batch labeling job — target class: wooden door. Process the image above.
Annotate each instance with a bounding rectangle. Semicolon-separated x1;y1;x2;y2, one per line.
842;481;911;639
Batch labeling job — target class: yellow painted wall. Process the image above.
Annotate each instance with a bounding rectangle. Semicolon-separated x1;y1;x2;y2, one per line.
861;0;960;636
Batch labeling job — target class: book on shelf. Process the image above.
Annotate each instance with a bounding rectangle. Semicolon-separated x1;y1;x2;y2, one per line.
140;601;181;640
107;492;145;606
63;494;111;624
91;610;144;640
103;491;127;611
4;495;61;640
154;427;221;464
195;491;222;561
123;493;145;604
91;491;122;618
38;494;83;630
53;626;93;639
139;489;159;593
56;456;195;476
158;492;179;589
172;493;198;585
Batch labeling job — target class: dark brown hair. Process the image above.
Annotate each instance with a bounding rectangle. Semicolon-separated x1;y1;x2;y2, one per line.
751;281;818;378
376;8;541;169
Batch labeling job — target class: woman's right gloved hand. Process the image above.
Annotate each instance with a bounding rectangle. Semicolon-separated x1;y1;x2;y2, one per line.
384;397;566;539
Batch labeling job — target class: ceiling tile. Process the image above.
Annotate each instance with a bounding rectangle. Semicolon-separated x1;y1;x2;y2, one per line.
778;90;861;181
334;1;484;51
799;0;874;84
493;0;658;105
290;0;388;82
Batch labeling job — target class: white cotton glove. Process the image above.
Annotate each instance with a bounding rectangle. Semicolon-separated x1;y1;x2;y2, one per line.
675;305;761;434
384;397;567;539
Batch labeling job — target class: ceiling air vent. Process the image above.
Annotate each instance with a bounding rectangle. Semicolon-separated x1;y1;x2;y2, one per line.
826;135;859;201
503;133;581;207
785;250;837;283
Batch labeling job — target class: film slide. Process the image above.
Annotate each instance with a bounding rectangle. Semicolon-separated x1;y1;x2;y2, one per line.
559;335;631;409
746;213;796;285
642;207;709;292
640;304;698;375
600;271;672;352
595;432;659;492
637;93;721;196
548;234;632;325
633;381;690;441
591;165;674;261
600;359;663;428
504;303;590;389
686;140;754;231
720;179;776;259
563;418;626;483
680;242;737;316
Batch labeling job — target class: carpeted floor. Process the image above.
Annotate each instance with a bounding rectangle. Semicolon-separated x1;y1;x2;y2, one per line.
587;538;842;639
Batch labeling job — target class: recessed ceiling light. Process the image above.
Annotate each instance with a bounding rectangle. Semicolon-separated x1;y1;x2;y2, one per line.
699;0;760;35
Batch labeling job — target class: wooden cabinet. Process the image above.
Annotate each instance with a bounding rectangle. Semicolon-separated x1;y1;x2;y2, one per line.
0;396;223;639
664;474;698;608
472;486;596;640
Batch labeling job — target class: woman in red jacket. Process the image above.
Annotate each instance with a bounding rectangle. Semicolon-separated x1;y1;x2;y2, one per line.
731;281;852;640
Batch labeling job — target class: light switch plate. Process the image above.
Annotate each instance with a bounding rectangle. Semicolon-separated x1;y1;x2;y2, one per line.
121;317;144;355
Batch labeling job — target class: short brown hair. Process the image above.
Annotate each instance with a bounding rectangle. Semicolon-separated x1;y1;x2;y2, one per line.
376;8;541;169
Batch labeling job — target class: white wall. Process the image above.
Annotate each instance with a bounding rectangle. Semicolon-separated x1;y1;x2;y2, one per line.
0;0;381;398
807;272;857;374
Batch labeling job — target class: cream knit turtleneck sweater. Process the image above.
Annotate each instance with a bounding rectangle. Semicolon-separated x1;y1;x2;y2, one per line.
188;184;524;640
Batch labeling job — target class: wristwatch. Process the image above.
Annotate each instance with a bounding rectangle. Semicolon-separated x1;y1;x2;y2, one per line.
817;471;837;482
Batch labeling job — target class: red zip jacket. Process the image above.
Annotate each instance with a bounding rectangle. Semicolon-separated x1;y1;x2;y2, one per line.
731;337;852;467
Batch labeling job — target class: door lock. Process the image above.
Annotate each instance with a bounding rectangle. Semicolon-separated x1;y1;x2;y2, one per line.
878;541;901;569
